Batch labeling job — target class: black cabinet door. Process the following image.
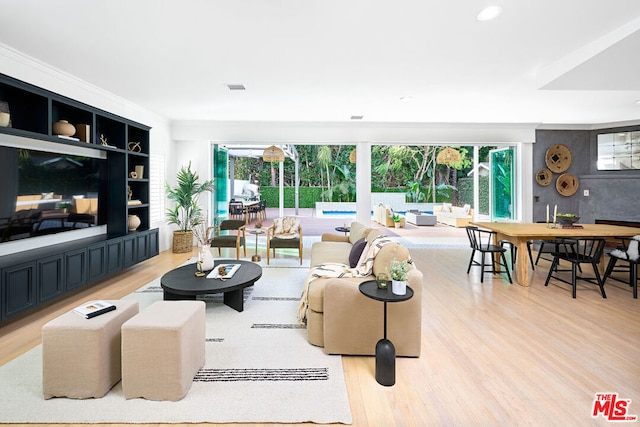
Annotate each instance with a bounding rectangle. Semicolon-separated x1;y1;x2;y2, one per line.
65;248;87;291
1;262;37;319
37;254;64;303
123;235;137;268
148;228;159;258
136;233;149;262
106;239;123;274
87;242;107;282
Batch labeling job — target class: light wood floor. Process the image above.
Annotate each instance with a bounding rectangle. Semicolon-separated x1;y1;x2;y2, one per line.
1;245;638;427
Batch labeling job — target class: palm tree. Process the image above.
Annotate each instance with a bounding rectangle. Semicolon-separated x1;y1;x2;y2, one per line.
317;145;332;202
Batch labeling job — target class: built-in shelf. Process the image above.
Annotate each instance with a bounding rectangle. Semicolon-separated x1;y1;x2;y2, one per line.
0;72;157;325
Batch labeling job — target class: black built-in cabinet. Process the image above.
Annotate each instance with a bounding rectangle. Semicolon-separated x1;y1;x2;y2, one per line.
0;73;158;324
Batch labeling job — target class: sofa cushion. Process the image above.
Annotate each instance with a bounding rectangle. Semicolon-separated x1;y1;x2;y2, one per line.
372;243;411;276
273;217;300;238
348;238;367;267
310;241;352;267
348;221;370;244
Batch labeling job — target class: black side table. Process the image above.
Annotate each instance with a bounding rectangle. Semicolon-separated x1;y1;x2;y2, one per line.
335;226;350;236
359;280;414;386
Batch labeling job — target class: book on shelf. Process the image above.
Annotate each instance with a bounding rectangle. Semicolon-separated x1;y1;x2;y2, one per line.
57;135;80;141
127;199;142;205
73;300;116;319
207;263;241;279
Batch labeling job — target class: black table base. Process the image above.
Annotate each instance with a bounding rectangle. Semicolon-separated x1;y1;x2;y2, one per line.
375;338;396;386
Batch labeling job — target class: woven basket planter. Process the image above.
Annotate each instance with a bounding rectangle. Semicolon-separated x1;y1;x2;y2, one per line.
172;231;193;253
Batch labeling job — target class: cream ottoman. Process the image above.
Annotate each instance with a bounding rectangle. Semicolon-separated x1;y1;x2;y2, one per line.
121;300;205;401
42;299;139;399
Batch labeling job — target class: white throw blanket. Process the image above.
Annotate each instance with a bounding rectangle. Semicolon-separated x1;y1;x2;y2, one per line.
297;236;410;324
610;235;640;261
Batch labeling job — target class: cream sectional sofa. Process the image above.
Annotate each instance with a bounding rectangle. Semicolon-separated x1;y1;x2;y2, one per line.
305;221;422;357
372;203;405;227
433;204;474;227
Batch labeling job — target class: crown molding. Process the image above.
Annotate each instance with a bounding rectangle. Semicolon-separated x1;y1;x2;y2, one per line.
0;42;167;125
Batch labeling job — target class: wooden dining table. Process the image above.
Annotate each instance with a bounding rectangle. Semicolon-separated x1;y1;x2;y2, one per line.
470;222;640;287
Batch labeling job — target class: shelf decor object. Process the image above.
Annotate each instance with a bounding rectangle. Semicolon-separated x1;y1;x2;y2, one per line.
556;173;579;196
545;144;572;173
535;167;553;186
128;214;141;231
135;165;144;179
75;123;90;142
0;100;10;127
128;141;142;152
53;119;75;136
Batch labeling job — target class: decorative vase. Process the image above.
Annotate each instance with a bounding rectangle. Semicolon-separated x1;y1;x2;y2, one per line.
392;280;407;295
199;245;215;271
127;214;141;231
0;112;10;127
135;165;144;179
53;120;76;136
394;222;400;228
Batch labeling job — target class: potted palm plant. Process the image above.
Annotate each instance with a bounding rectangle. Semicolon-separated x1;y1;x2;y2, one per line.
165;162;214;253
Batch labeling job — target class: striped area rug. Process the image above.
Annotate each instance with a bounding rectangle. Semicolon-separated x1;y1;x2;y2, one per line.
0;260;352;424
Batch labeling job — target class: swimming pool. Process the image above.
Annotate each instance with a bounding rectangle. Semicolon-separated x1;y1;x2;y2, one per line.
320;210;433;217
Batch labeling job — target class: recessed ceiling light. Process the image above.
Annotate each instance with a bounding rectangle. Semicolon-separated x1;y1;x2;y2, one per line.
636;99;640;105
226;84;246;91
400;96;413;101
350;115;364;120
477;5;502;21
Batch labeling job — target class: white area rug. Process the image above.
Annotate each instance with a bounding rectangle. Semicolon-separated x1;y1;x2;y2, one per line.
0;260;352;424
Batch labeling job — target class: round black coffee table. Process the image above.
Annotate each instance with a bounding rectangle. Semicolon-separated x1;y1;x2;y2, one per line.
359;280;414;386
161;259;262;312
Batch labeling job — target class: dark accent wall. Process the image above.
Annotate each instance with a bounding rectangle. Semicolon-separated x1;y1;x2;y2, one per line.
534;127;640;224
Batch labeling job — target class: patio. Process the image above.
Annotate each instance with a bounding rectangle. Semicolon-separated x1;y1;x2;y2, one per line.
253;207;470;248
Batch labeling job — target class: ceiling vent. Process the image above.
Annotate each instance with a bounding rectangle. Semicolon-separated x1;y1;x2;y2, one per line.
350;115;364;120
227;84;246;91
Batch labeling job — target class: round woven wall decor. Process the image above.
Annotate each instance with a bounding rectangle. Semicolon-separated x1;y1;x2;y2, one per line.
535;168;553;186
555;173;579;197
545;144;572;173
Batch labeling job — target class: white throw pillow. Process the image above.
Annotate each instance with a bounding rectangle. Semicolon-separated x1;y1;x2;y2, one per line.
441;203;452;213
463;204;471;214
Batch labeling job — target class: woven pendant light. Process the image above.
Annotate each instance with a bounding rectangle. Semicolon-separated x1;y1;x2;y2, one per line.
262;145;285;162
436;147;461;166
349;149;356;163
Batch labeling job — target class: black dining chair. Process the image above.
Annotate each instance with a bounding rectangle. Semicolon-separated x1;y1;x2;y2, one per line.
602;237;639;299
544;238;606;299
228;201;245;222
465;226;512;283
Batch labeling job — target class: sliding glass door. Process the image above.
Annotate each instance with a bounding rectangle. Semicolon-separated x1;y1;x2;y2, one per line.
489;147;515;221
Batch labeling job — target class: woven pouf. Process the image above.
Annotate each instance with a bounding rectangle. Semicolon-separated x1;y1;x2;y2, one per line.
42;299;139;399
121;300;205;401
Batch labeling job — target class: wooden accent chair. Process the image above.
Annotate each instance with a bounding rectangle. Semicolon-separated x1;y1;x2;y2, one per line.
206;220;246;260
267;217;303;265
